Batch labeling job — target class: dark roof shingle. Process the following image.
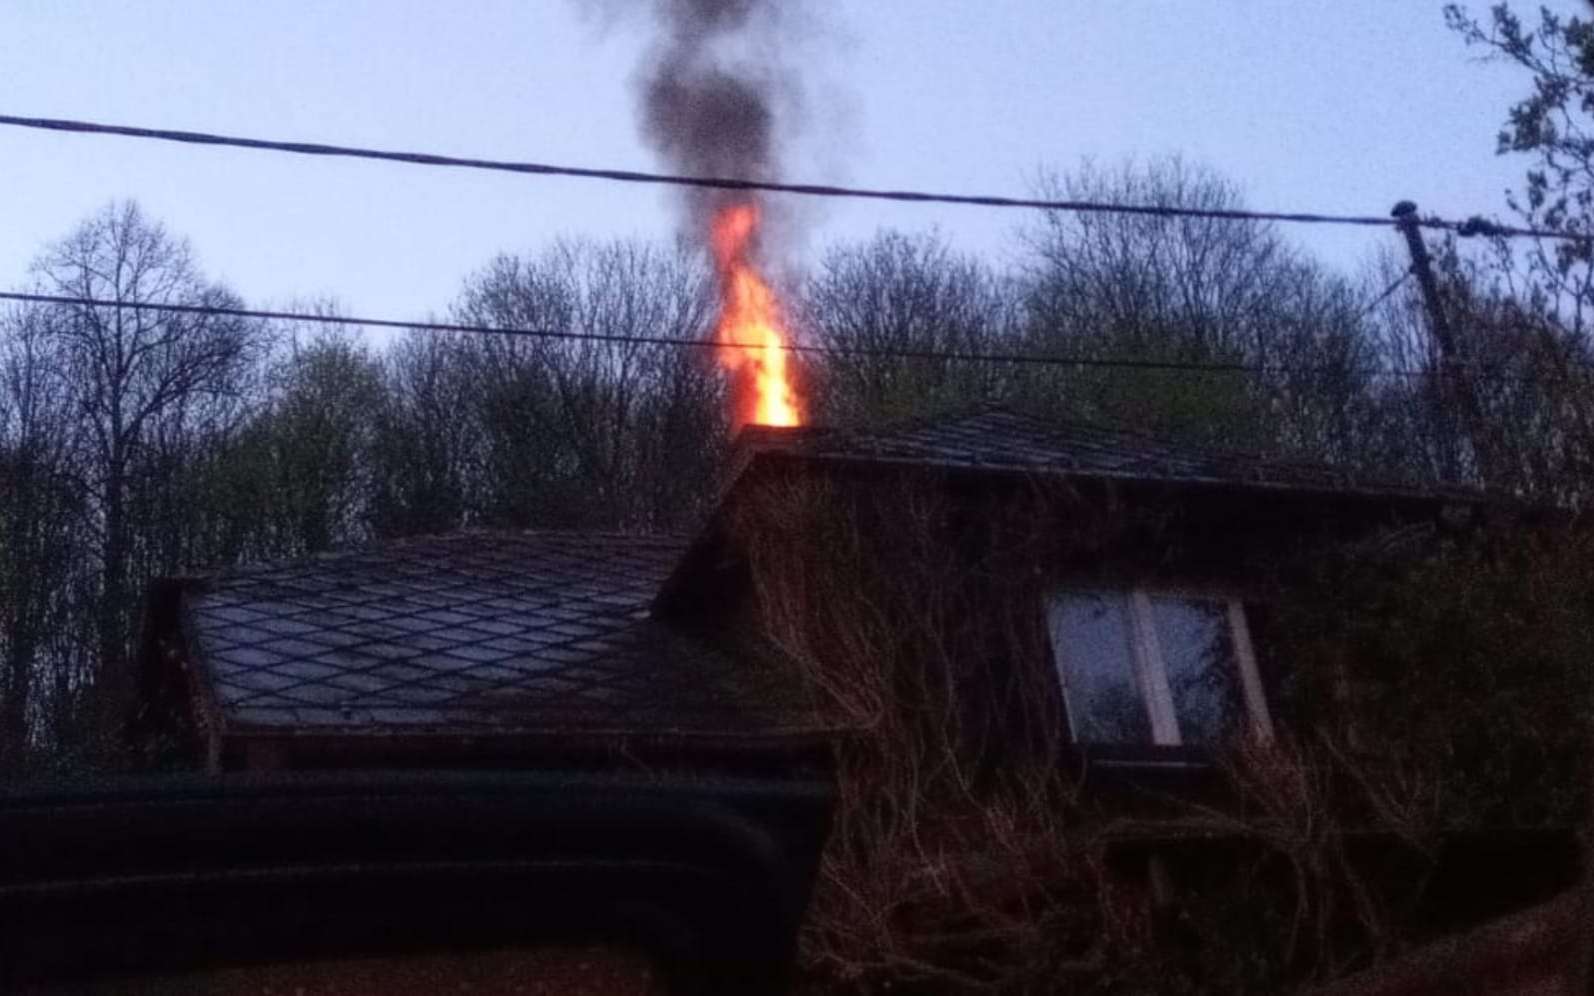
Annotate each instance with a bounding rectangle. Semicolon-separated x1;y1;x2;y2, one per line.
735;406;1485;502
185;531;814;739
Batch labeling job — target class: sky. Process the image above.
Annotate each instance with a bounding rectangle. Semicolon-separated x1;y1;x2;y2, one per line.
0;1;1580;324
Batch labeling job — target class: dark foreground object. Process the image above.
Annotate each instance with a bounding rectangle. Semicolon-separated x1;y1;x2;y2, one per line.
0;770;832;993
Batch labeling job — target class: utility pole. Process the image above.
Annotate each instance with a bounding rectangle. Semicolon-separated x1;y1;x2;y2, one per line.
1391;201;1490;487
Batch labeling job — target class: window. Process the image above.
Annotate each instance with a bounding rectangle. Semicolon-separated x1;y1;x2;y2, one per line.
1046;588;1272;747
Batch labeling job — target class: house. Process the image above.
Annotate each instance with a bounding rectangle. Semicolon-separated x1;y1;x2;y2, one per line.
133;530;829;773
136;406;1491;776
120;405;1584;992
32;532;838;993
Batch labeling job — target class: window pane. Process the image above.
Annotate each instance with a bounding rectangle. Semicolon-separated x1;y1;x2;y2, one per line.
1150;596;1243;745
1049;592;1150;744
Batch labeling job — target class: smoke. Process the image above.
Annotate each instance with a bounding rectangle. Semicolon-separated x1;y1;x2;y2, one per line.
588;0;842;425
632;0;812;231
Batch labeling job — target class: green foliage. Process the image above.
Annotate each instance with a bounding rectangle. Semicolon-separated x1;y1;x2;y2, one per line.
1447;3;1594;328
1272;521;1594;829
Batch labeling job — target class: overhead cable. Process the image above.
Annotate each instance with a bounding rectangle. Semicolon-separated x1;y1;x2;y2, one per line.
0;113;1570;240
5;290;1573;383
1357;267;1415;319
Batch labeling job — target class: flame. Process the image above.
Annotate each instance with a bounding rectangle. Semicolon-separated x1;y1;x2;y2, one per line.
709;201;801;428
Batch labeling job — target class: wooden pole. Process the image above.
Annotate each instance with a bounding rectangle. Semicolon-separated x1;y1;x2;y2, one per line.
1391;201;1490;486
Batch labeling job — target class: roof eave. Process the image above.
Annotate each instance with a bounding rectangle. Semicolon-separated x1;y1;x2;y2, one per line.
216;721;845;773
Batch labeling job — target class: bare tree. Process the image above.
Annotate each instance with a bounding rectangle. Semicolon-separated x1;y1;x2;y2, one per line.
216;318;386;559
0;305;89;771
1019;158;1380;459
26;201;269;736
450;238;724;531
1365;241;1594;502
369;328;481;539
800;229;1018;426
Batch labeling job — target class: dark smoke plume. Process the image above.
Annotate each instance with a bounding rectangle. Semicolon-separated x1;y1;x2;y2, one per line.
619;0;831;424
635;0;806;226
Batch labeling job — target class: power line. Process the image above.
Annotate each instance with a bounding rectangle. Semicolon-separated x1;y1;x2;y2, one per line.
0;113;1567;240
1357;267;1415;319
3;290;1566;384
0;290;1276;373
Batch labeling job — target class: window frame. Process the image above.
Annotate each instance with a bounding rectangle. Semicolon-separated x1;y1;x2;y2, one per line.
1048;586;1273;748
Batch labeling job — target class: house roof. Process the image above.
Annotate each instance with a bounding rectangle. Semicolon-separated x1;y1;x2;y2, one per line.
175;530;819;748
733;406;1487;504
151;406;1487;768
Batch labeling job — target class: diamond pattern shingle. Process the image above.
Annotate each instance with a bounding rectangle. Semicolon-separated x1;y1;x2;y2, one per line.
186;531;811;735
735;406;1485;502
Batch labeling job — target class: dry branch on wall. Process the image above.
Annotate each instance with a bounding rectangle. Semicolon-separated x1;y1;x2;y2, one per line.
735;472;1594;993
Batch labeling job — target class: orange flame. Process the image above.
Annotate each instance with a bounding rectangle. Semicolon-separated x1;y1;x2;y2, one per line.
710;201;801;428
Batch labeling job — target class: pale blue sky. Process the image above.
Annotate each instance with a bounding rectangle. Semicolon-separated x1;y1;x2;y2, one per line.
0;1;1575;321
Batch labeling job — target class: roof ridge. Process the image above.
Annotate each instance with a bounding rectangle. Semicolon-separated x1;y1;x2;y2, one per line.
727;402;1488;503
190;527;690;583
826;400;1019;444
942;406;1471;491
